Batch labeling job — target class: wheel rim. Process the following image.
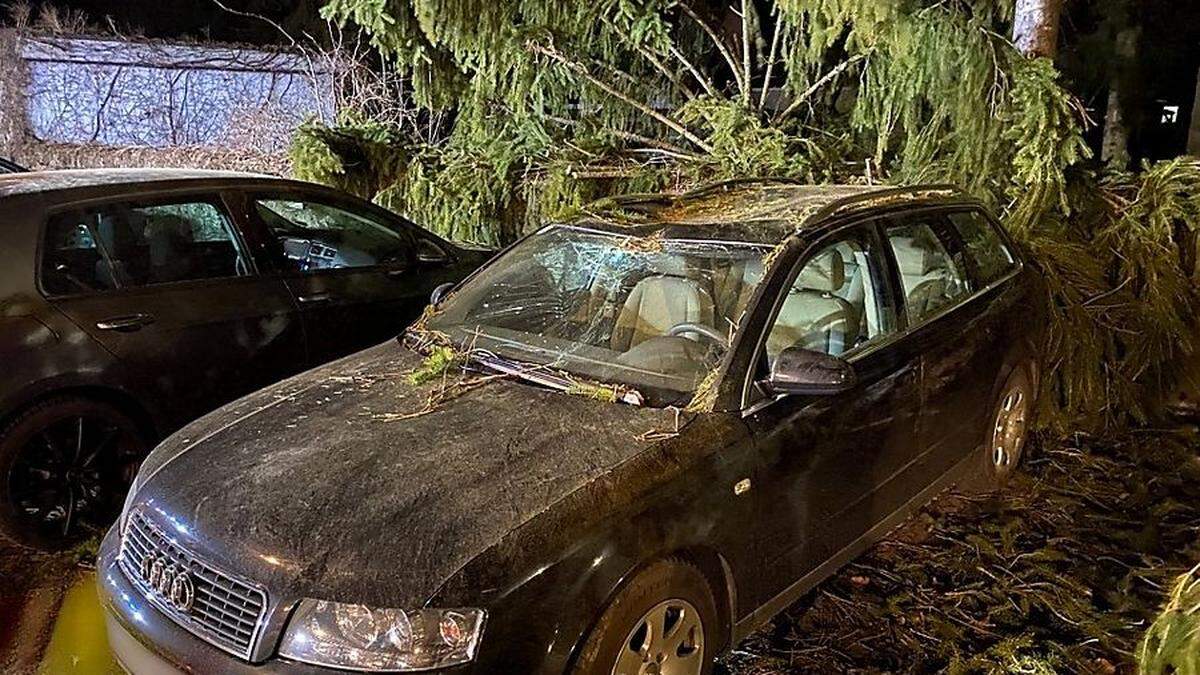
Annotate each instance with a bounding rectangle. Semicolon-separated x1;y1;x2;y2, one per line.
612;598;705;675
991;386;1029;474
7;414;141;541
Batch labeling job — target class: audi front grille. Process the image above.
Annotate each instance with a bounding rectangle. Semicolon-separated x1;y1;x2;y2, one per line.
118;509;268;660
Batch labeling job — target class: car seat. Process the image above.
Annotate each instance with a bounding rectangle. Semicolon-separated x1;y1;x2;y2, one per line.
766;249;856;357
611;275;716;351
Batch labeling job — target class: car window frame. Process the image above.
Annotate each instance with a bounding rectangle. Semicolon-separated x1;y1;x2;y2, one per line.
943;207;1020;288
879;205;1024;336
242;189;448;277
35;188;259;300
738;217;900;412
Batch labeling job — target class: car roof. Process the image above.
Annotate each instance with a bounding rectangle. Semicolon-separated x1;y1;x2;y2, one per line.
0;168;289;199
577;180;969;245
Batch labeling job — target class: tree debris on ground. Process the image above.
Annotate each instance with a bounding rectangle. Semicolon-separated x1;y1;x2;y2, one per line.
720;430;1200;674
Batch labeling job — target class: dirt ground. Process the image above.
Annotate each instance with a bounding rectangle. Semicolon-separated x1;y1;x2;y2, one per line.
1;429;1196;674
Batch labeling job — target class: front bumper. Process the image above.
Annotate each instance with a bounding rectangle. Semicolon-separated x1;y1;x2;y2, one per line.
97;525;356;675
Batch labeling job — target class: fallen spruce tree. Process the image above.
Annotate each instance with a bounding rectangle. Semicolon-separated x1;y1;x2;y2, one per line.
288;0;1200;669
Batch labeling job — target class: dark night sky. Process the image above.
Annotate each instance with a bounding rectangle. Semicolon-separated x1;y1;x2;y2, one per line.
16;0;321;44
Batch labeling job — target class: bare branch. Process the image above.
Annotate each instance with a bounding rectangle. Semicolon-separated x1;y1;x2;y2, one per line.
758;9;783;112
679;3;745;99
774;53;868;123
528;40;713;153
739;0;752;107
636;45;696;102
667;44;718;97
209;0;296;47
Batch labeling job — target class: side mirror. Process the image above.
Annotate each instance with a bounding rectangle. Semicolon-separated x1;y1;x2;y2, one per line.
765;347;857;396
430;282;455;306
415;239;449;265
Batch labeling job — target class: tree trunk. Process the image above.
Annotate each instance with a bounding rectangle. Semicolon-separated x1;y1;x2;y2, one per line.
1189;66;1200;156
1012;0;1064;58
1101;28;1139;170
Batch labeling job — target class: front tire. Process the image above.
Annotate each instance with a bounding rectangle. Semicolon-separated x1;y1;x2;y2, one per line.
0;397;147;550
573;558;718;675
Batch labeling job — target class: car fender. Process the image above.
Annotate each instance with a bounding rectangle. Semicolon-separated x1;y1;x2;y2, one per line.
431;415;752;674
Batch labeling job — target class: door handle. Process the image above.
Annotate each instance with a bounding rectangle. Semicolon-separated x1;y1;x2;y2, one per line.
384;267;411;279
297;292;332;305
95;313;155;332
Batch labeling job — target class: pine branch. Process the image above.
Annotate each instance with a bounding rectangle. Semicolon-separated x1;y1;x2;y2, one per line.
679;3;746;99
774;53;868;122
544;115;699;159
527;39;714;154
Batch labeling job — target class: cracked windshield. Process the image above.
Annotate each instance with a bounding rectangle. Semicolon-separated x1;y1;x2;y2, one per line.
425;224;768;406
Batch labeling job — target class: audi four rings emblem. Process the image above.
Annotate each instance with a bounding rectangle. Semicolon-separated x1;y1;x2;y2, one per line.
139;553;195;613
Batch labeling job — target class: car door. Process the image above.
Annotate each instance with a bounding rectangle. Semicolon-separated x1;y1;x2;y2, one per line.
741;222;923;609
38;192;307;427
881;209;1018;477
240;191;459;365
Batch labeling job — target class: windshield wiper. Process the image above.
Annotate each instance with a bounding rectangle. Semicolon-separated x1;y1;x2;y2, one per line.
466;350;644;406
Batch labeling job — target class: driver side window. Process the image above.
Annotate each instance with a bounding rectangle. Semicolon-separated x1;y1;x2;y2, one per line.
764;228;897;364
254;197;412;272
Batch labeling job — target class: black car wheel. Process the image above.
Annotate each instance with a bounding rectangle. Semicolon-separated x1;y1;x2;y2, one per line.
573;558;717;675
986;365;1036;488
0;397;147;549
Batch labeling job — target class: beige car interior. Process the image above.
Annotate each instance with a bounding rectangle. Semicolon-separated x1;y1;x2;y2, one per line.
608;252;767;353
610;275;717;351
766;246;869;360
888;225;970;323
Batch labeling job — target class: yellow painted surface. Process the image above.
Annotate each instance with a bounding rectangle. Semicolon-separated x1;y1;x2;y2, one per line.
37;572;119;675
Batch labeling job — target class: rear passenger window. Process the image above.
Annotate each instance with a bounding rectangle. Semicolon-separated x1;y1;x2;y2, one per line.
948;211;1016;285
886;217;972;325
40;199;248;295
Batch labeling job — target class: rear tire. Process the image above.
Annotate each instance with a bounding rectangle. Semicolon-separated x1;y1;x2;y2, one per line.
0;397;147;550
981;365;1036;489
572;558;718;675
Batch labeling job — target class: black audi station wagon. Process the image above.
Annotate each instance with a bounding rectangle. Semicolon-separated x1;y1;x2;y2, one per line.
0;169;485;548
98;181;1046;674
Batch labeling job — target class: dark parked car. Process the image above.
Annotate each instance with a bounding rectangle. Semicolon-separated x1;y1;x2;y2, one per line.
98;182;1046;674
0;169;486;547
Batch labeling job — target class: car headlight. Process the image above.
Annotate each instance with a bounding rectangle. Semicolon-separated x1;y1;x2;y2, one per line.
279;599;485;671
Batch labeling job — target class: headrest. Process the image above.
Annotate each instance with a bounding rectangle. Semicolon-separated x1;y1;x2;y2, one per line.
795;249;845;292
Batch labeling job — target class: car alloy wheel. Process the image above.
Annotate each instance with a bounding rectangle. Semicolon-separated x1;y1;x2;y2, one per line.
1;398;145;547
613;599;704;675
991;385;1029;476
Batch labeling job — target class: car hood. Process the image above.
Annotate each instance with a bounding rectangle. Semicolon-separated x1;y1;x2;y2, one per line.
129;340;677;609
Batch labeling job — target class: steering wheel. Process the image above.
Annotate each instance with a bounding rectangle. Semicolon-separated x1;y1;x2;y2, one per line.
667;322;728;348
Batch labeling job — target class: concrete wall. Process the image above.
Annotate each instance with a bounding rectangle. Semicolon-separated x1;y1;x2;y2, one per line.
0;31;333;172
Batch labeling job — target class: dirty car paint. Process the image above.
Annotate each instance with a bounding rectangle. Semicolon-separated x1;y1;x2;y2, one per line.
127;339;679;609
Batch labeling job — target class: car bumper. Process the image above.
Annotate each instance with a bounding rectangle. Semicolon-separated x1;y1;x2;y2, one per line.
96;526;335;674
97;525;476;674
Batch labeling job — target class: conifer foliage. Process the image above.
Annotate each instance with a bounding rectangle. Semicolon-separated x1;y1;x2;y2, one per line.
292;0;1200;436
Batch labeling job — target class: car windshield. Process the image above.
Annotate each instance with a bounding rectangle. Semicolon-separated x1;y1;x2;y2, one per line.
424;224;769;406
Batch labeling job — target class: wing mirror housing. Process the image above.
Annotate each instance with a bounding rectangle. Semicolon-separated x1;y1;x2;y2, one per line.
430;282;455;306
415;239;449;265
765;347;857;396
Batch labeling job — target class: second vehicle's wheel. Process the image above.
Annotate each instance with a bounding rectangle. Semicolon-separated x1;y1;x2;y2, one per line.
985;365;1035;488
572;558;717;675
0;397;148;550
